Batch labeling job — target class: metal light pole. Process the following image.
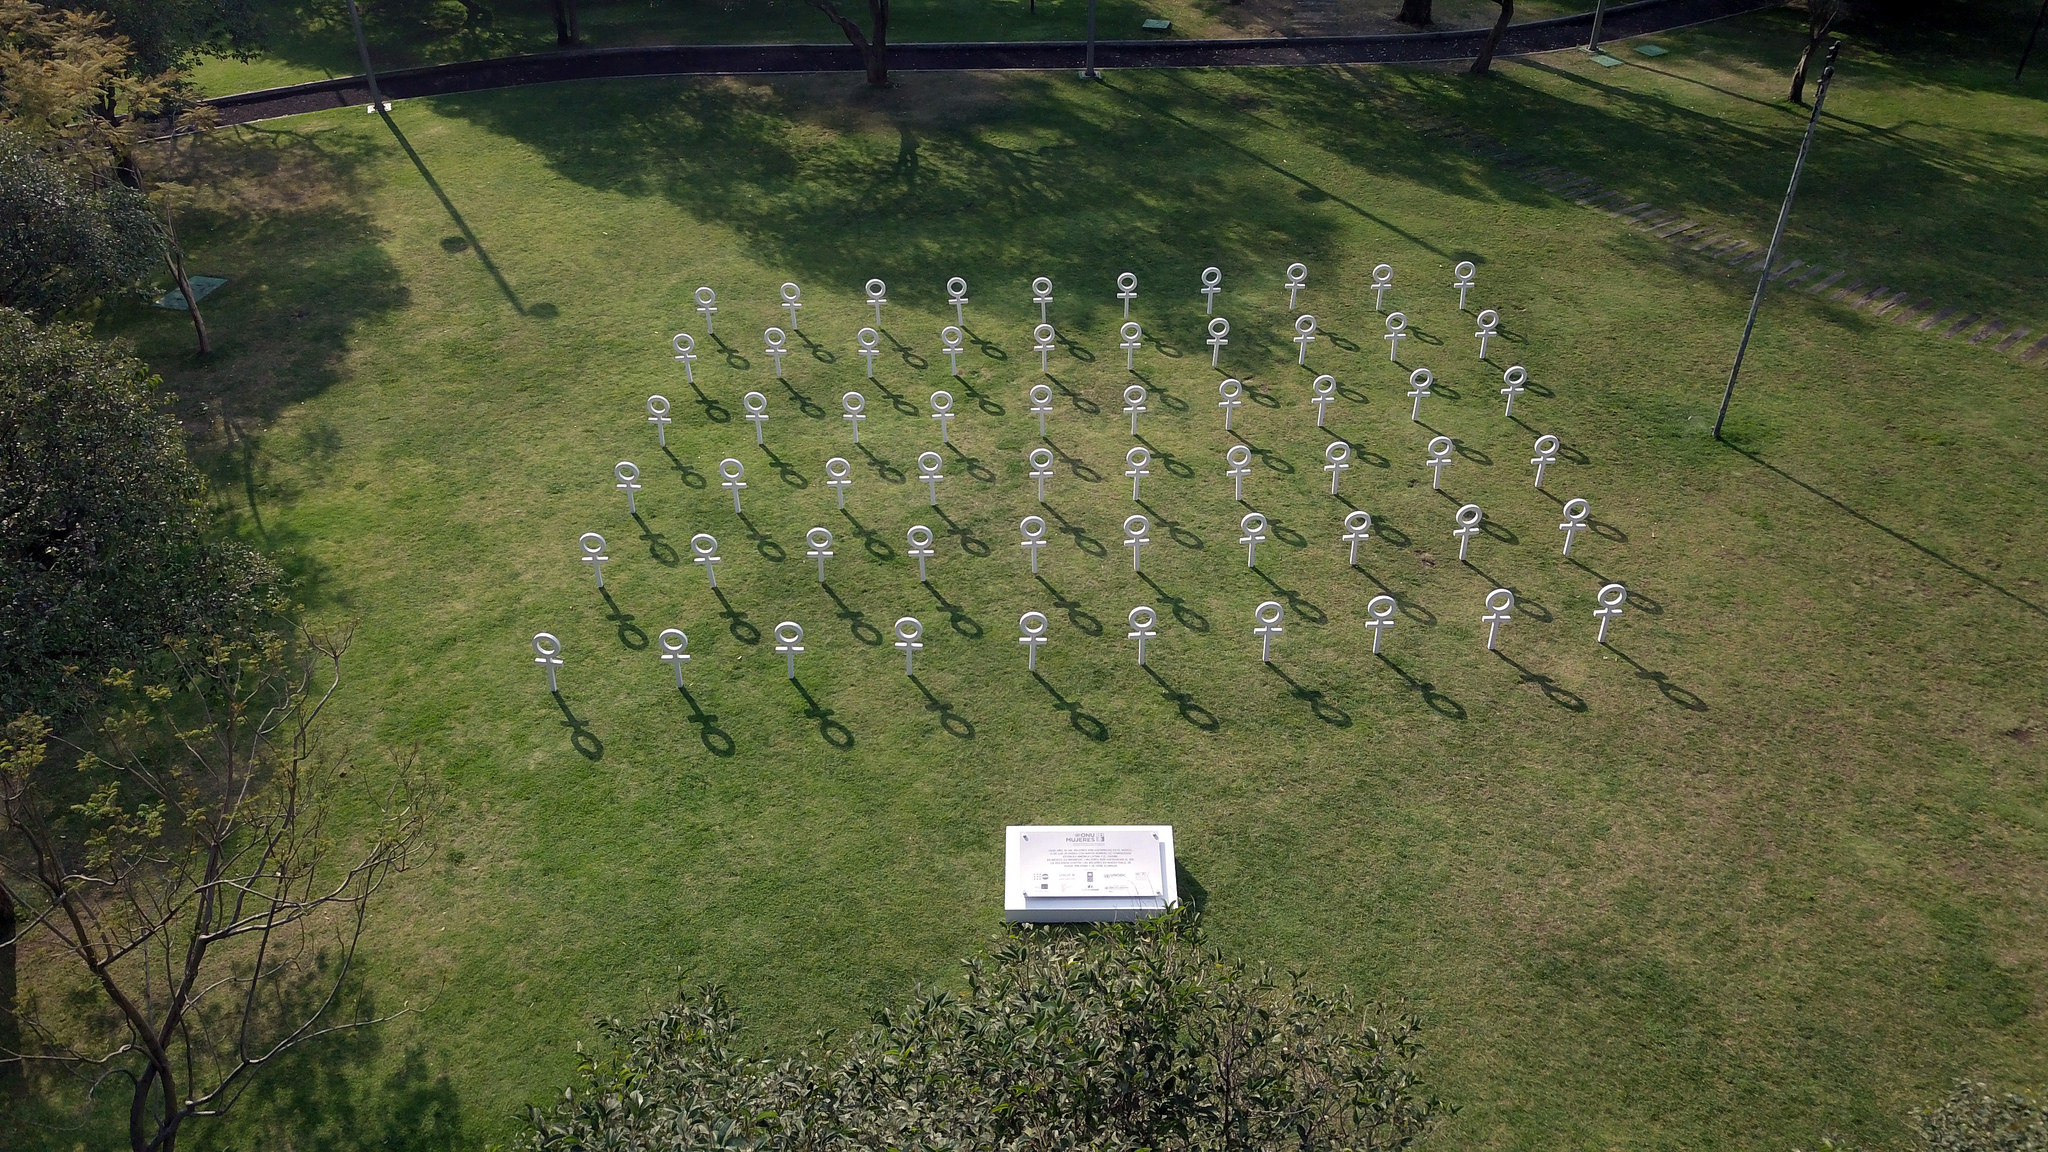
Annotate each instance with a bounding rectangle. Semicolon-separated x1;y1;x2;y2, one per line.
1083;0;1099;79
1715;40;1839;441
344;0;388;112
2019;0;2048;81
1587;0;1609;54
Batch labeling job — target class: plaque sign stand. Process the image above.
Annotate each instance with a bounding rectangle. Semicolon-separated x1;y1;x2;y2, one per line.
1005;825;1178;923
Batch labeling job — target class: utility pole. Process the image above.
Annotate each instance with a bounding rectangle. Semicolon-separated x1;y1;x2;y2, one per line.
344;0;389;112
1586;0;1609;54
1715;40;1839;441
2019;0;2047;81
1083;0;1100;79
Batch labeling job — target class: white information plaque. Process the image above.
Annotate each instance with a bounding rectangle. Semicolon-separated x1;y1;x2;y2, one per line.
1005;825;1177;923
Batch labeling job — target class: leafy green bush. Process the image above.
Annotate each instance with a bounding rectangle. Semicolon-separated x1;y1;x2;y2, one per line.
520;912;1446;1151
0;130;159;320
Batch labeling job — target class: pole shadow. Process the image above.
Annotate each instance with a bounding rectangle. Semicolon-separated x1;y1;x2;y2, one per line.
632;512;679;566
1491;650;1587;712
1263;662;1352;727
676;684;736;757
708;332;749;371
662;446;708;488
551;690;603;760
598;588;649;649
1035;574;1102;636
934;506;991;556
709;586;759;645
1375;653;1466;720
857;443;906;484
907;674;975;738
1044;436;1103;482
789;677;854;748
819;582;885;646
760;443;809;488
921;579;984;638
1136;498;1204;550
1250;566;1328;625
1604;644;1709;712
780;377;826;418
1045;373;1100;413
735;511;786;562
1043;504;1106;558
1143;664;1220;731
1030;670;1109;742
1137;571;1210;633
839;506;896;560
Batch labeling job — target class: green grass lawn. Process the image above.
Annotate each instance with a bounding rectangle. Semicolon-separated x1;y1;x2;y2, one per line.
52;8;2048;1151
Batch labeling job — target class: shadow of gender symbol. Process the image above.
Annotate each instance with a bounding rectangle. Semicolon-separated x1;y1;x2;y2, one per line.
1492;650;1586;712
1263;662;1352;727
789;677;854;748
675;683;735;757
1605;644;1708;712
551;691;603;760
908;675;975;738
1030;671;1109;742
1144;665;1220;731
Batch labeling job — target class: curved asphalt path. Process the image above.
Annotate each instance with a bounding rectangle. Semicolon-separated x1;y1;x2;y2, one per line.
206;0;1777;126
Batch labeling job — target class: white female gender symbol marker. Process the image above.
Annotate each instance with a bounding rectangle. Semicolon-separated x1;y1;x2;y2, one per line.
1284;262;1307;309
906;524;935;581
579;532;609;588
1032;275;1053;323
1426;435;1454;489
1018;610;1049;669
946;276;969;326
1531;434;1560;488
1120;322;1143;371
1033;324;1056;374
1594;583;1628;642
1019;515;1047;573
940;325;965;375
1127;605;1158;665
857;327;881;377
825;456;852;508
1029;383;1054;435
774;621;804;679
1454;260;1477;311
720;458;747;513
1364;595;1398;653
1226;444;1253;500
1240;512;1267;568
779;281;803;327
1123;514;1151;572
1501;365;1527;416
1343;510;1373;565
646;394;671;446
865;278;887;324
615;461;642;514
1384;312;1408;362
1207;317;1230;366
917;452;945;506
1559;498;1590;555
1125;446;1151;500
841;392;867;443
930;390;956;444
1371;264;1394;311
1453;503;1483;561
1324;441;1352;494
1123;383;1148;433
657;628;690;686
764;327;788;378
1482;588;1514;650
806;526;834;581
1293;314;1317;365
1202;266;1223;314
672;332;698;384
690;532;721;587
1116;271;1138;317
1254;600;1285;662
1028;446;1054;503
1218;378;1244;431
694;286;717;333
1311;374;1336;427
533;632;563;692
743;391;769;444
1407;367;1433;422
1476;309;1499;360
894;617;923;675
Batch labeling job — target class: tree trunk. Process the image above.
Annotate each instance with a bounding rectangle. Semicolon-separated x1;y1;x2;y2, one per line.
1469;0;1513;75
1396;0;1433;26
1789;33;1821;102
552;0;580;46
809;0;890;87
164;246;211;356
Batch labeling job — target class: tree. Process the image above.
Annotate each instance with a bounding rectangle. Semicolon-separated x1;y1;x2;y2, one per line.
549;0;578;45
809;0;890;88
1469;0;1513;74
0;129;159;318
50;0;264;77
0;310;277;724
520;911;1447;1151
1396;0;1433;27
0;627;429;1152
1790;0;1848;104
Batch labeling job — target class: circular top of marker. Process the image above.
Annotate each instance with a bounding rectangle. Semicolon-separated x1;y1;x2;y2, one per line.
866;278;886;297
858;327;879;347
1020;610;1048;634
780;282;801;301
616;460;639;480
1117;272;1137;292
907;524;933;546
647;394;669;415
1128;605;1156;629
930;390;954;412
1486;587;1515;611
1209;316;1230;337
1457;503;1483;526
941;325;964;345
1367;594;1396;619
1373;264;1393;282
1455;260;1476;279
1121;321;1142;341
1477;308;1499;328
1124;384;1146;404
1020;515;1046;537
658;628;686;653
1295;314;1317;335
1563;497;1590;521
533;631;561;655
1029;446;1053;468
1203;266;1223;286
1255;600;1284;624
1227;444;1251;465
825;456;851;477
1241;511;1267;532
775;620;804;643
695;286;716;304
1030;383;1053;404
1033;276;1052;295
580;532;605;553
690;532;716;554
842;392;866;412
947;276;967;297
1326;441;1351;463
1312;374;1336;396
918;451;943;474
894;616;922;640
1124;514;1149;535
1409;367;1433;388
673;332;695;354
1220;378;1242;398
1534;434;1559;453
1504;364;1527;385
1126;446;1150;466
807;526;833;548
1287;262;1307;281
1386;312;1407;332
1345;510;1372;531
765;326;786;345
1598;583;1628;606
1428;437;1454;459
719;458;744;479
743;391;767;413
